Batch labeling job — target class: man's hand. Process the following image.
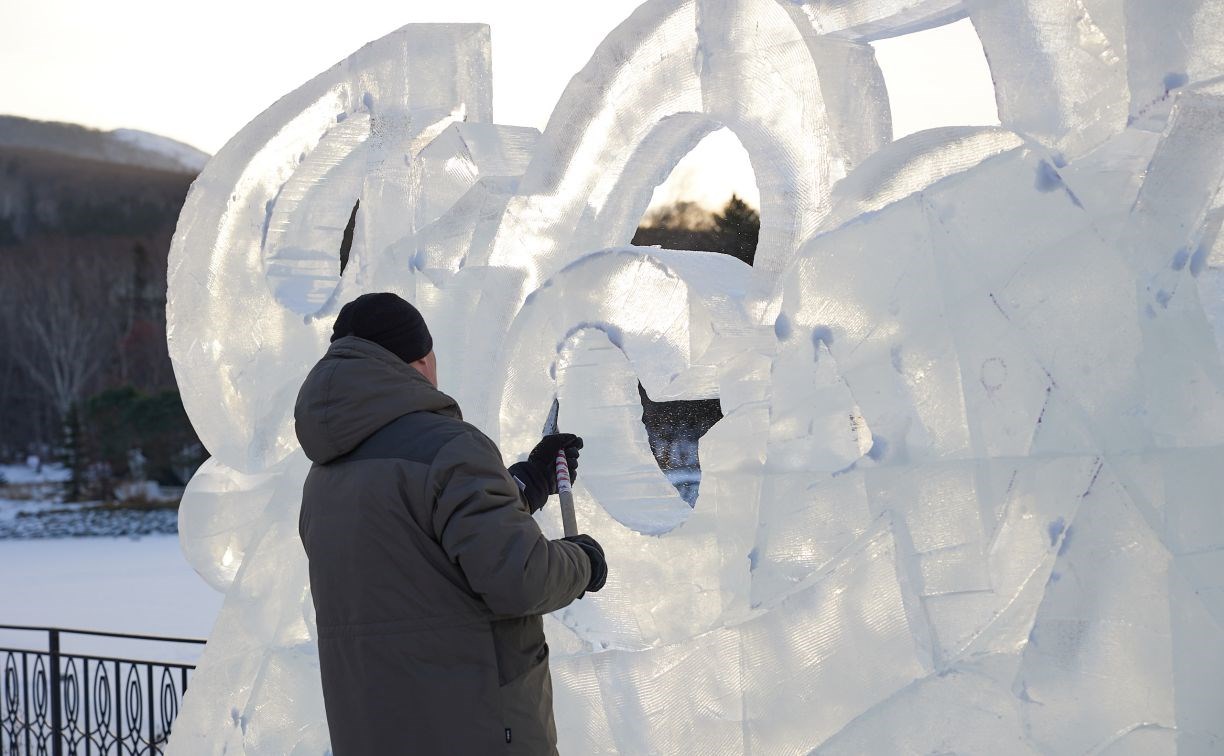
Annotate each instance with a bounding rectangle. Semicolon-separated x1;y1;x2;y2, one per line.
562;534;607;593
508;433;584;513
529;433;583;493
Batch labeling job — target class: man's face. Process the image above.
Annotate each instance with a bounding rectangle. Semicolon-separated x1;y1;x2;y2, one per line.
411;350;438;388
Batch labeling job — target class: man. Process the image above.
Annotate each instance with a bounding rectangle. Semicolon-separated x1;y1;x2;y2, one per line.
296;292;607;755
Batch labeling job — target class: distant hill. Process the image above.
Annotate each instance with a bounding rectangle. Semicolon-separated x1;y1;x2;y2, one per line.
0;117;205;246
0;145;199;244
0;115;208;174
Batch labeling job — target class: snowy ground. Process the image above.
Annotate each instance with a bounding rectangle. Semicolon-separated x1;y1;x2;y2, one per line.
0;462;71;486
0;535;221;664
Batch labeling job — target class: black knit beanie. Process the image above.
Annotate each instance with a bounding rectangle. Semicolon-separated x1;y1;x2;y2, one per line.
331;292;433;365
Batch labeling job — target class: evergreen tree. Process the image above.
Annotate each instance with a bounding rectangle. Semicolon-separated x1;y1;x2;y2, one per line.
712;194;760;266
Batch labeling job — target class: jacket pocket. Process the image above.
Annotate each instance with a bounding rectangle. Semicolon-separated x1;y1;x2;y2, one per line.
498;643;557;755
490;615;547;685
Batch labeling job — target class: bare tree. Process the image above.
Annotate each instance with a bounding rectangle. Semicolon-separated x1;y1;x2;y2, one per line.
1;240;122;417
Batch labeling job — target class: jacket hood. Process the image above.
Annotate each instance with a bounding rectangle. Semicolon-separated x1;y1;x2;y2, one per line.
295;336;460;464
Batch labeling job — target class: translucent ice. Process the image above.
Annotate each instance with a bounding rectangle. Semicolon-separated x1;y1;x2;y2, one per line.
168;2;1224;753
967;0;1129;157
1125;0;1224;129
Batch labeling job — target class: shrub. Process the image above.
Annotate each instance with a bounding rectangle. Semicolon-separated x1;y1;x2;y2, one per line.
82;386;205;492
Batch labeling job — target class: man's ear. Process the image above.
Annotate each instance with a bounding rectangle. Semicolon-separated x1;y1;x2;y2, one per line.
407;351;438;387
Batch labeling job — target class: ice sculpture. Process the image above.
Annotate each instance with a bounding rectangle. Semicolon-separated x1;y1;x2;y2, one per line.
167;1;1224;753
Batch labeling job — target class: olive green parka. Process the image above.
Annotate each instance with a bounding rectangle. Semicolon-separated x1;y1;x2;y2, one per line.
296;336;590;755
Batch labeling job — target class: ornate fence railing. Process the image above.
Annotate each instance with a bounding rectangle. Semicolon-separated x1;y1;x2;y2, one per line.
0;625;205;756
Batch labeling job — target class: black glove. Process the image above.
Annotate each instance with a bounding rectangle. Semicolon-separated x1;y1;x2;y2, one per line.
507;461;549;513
563;534;607;594
529;433;583;494
506;433;582;513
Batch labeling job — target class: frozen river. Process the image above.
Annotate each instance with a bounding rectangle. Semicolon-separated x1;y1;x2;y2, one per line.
0;535;222;664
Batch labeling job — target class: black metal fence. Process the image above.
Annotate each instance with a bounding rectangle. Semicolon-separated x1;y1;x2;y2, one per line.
0;625;205;755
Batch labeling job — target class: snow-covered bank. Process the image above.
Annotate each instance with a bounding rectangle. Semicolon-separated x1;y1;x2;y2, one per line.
1;463;181;538
0;535;220;664
0;500;179;539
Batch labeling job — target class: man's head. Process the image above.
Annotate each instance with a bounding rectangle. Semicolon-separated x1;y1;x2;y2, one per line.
332;292;437;387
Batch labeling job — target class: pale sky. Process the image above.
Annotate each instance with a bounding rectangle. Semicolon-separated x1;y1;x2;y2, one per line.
0;0;999;210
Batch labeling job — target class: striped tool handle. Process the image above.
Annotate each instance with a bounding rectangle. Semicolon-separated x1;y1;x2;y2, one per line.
556;449;578;537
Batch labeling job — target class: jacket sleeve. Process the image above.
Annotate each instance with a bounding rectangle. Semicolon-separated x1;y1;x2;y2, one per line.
429;429;591;617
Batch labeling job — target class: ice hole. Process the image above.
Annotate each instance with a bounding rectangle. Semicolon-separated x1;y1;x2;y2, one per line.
639;128;761;236
629;130;758;503
871;17;999;140
637;384;723;506
339;200;359;276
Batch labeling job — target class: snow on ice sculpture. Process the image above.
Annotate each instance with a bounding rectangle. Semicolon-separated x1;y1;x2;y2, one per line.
167;0;1224;753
